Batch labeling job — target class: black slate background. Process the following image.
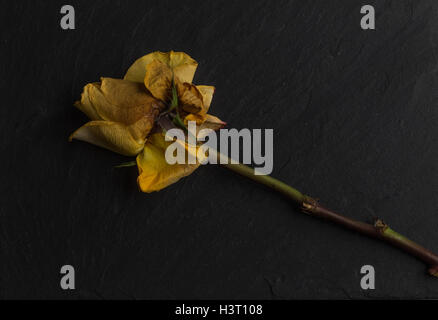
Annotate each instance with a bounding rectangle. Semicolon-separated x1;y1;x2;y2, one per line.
1;0;438;299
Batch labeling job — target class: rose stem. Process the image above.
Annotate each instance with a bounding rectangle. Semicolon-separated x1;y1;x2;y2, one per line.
221;161;438;277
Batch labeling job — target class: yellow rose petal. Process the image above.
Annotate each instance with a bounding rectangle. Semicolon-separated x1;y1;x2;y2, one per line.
124;51;169;83
168;51;198;84
136;133;200;193
74;83;103;121
124;51;198;84
94;78;163;124
177;82;204;114
184;114;226;134
199;114;226;131
69;121;145;156
196;85;215;112
184;113;205;125
74;78;163;143
144;60;173;102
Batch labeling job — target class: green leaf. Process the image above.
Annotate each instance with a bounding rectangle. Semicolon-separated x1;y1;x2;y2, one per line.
114;161;137;168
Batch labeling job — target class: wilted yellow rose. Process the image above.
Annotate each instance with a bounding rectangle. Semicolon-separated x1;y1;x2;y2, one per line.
70;51;225;193
68;54;438;277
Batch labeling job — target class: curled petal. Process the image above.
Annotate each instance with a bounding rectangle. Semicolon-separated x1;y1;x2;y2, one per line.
196;85;215;112
144;60;173;102
136;133;200;193
168;51;198;84
74;82;103;121
182;86;218;128
185;114;226;134
177;82;204;114
124;51;198;84
69;121;145;156
124;51;170;83
199;114;227;131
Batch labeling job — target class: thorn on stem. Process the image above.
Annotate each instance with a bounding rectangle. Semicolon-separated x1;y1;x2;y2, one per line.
301;196;319;214
374;219;389;233
428;266;438;278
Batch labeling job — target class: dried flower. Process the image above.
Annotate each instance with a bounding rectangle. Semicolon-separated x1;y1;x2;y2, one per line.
70;51;225;192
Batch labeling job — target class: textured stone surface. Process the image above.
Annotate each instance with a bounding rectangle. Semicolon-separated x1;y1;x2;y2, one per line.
1;0;437;299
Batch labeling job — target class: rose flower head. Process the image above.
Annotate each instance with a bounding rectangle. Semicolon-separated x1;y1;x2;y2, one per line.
70;51;225;192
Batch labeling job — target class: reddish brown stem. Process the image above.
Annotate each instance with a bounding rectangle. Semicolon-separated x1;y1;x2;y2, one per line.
303;197;438;277
222;162;438;277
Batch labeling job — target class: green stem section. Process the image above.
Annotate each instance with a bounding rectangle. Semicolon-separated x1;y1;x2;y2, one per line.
222;162;304;204
221;161;438;277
